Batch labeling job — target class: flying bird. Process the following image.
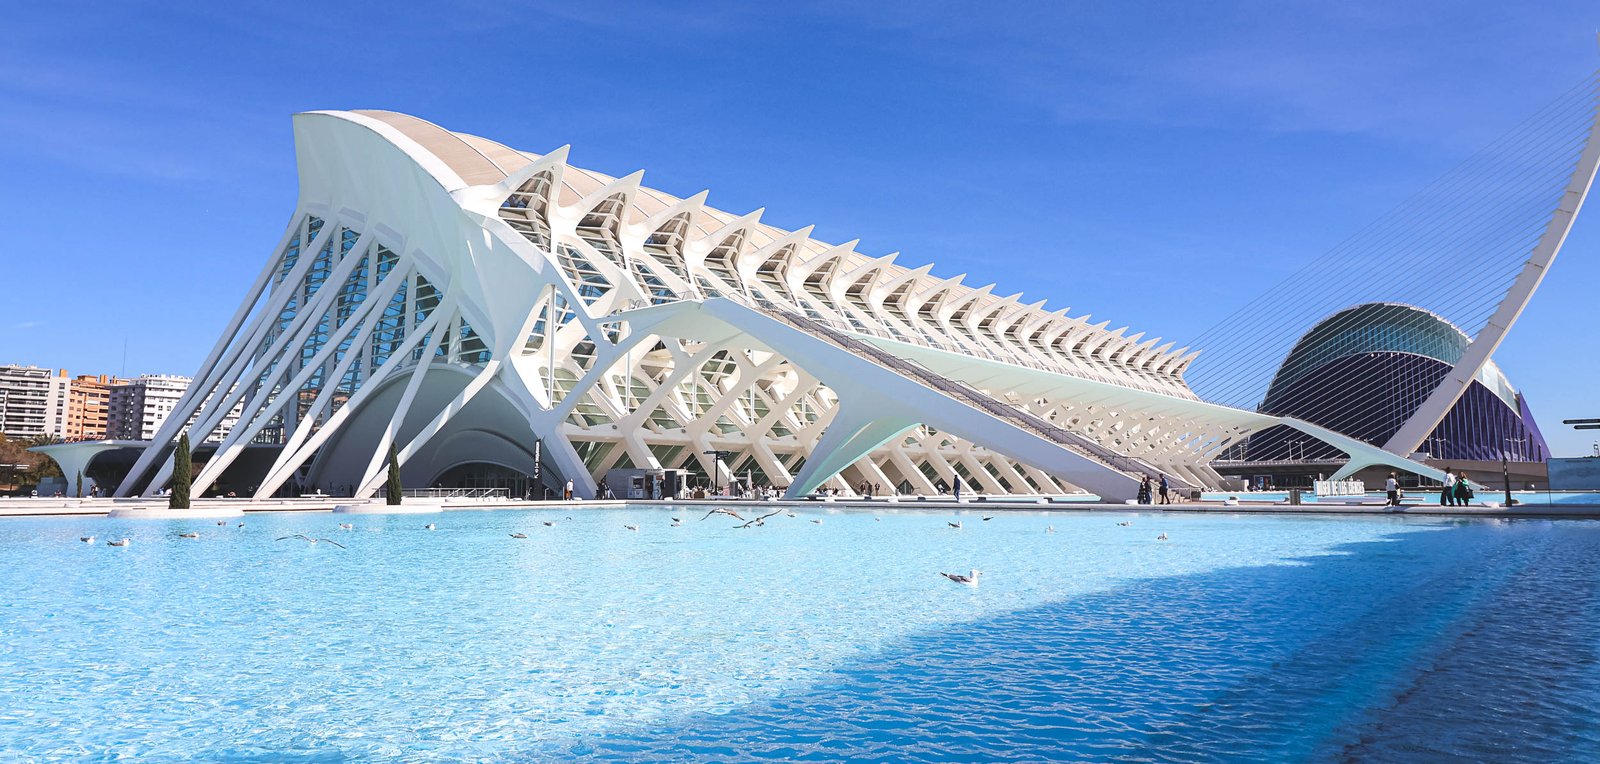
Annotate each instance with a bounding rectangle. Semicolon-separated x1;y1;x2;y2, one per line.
701;507;745;522
1045;525;1055;534
940;570;981;586
276;534;345;548
624;524;639;532
981;516;994;522
734;509;784;529
948;520;963;529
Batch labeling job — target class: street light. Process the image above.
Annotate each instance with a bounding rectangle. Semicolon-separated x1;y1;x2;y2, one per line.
1502;437;1526;507
702;449;732;496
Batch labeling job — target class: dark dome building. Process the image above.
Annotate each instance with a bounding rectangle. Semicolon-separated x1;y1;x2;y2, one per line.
1237;303;1548;464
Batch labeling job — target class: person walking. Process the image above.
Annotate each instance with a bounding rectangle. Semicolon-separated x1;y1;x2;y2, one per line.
1138;475;1151;505
1385;472;1401;507
1454;472;1473;506
1440;468;1456;506
1159;475;1171;505
953;475;963;502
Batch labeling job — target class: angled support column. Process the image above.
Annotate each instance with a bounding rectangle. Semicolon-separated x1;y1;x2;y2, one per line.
785;404;916;498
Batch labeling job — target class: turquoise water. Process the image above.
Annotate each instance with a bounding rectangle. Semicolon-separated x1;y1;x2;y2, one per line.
1;507;1597;761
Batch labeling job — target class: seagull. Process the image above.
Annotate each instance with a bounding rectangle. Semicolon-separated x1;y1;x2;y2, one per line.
810;518;823;525
106;538;130;547
338;523;354;530
178;532;200;539
237;522;245;528
786;512;797;518
1117;521;1131;527
423;523;435;530
1046;525;1055;533
80;535;95;544
948;520;963;529
982;516;995;522
1157;533;1168;541
216;521;227;526
276;534;345;548
940;569;980;586
542;521;554;527
875;517;881;522
509;532;528;539
624;524;639;532
671;517;682;526
735;509;784;529
701;507;745;522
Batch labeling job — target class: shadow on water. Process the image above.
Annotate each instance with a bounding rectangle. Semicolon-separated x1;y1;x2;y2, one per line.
529;519;1600;763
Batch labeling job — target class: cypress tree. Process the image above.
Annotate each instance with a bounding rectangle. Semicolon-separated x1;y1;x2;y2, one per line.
75;471;83;498
169;433;192;510
386;442;403;505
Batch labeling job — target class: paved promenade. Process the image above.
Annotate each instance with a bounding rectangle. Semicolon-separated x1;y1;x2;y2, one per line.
2;495;1598;519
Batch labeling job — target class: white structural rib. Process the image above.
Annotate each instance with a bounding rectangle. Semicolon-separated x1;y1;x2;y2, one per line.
100;107;1483;503
1381;99;1600;457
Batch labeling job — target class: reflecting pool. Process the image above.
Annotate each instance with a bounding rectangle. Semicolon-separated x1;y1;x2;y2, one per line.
1;507;1595;761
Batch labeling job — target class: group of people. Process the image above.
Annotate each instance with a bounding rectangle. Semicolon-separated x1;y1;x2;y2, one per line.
1385;469;1476;507
1438;468;1474;506
1136;474;1171;505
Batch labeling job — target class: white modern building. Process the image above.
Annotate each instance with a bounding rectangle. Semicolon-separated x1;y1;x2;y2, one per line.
0;365;68;439
107;375;240;443
89;108;1562;502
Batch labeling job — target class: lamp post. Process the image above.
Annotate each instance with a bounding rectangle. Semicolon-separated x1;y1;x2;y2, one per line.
1502;437;1526;507
702;449;731;496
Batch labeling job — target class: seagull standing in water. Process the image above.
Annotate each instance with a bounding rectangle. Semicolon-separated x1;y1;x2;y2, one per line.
948;520;963;530
1157;533;1168;541
178;532;200;539
80;535;95;544
423;523;435;530
338;523;354;530
509;532;528;539
106;538;130;547
940;570;981;586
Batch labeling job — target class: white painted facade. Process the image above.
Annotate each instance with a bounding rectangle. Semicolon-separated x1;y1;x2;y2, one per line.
107;375;240;443
0;365;68;439
110;110;1457;501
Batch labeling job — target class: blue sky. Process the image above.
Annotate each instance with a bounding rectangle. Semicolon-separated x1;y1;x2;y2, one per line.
2;1;1597;455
